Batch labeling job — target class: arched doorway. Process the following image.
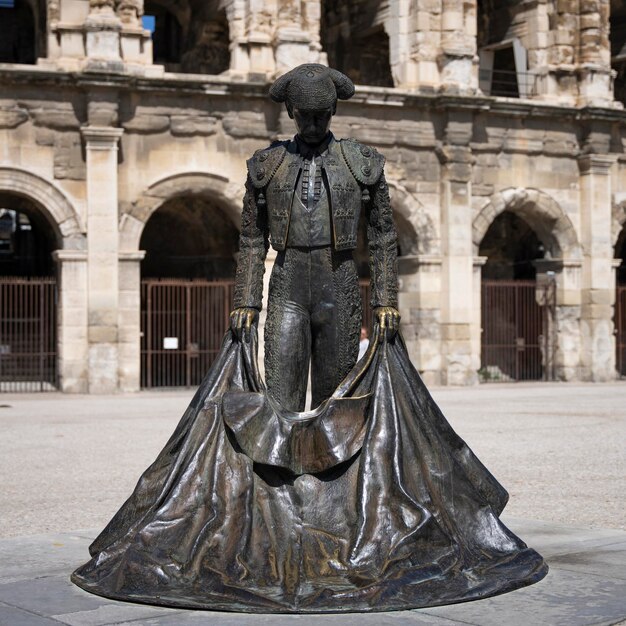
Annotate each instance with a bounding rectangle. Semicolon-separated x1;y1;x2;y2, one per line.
477;0;529;97
139;196;239;388
321;0;394;87
478;211;554;381
0;0;45;64
142;0;230;74
611;0;626;106
0;193;58;391
614;225;626;377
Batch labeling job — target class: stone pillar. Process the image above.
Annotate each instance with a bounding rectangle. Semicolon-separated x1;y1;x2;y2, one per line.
471;256;486;382
439;0;477;94
226;0;252;74
245;0;276;76
116;0;157;71
438;112;477;384
82;126;124;393
274;0;316;71
534;259;583;381
536;2;578;104
578;154;617;381
398;255;443;386
53;250;89;393
577;0;614;106
84;0;124;72
118;251;145;391
302;0;323;62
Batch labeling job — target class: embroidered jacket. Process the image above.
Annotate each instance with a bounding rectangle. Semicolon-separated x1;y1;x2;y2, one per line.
233;135;398;311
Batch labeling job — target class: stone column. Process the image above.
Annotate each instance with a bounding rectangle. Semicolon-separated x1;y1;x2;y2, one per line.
118;251;145;392
116;0;156;70
577;0;614;107
245;0;276;76
439;0;477;93
53;250;89;393
84;0;124;72
536;2;578;104
81;126;124;393
578;154;617;381
438;112;477;384
534;259;583;381
274;0;316;71
398;255;443;386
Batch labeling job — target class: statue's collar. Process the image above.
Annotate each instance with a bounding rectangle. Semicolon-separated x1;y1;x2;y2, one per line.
293;132;334;159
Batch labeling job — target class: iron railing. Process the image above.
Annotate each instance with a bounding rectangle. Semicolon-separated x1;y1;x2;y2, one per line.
140;279;235;388
141;278;374;388
479;68;537;98
480;279;555;382
0;277;58;392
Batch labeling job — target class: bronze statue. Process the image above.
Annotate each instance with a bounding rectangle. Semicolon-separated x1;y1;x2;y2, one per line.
71;65;548;613
231;64;399;411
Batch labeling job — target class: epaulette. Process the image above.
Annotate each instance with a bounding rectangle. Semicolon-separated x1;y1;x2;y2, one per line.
340;138;385;186
247;141;288;189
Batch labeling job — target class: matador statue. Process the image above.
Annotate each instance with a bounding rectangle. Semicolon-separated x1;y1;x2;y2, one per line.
230;63;400;411
72;64;547;613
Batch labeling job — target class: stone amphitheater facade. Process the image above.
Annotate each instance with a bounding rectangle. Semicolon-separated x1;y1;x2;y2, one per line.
1;0;626;391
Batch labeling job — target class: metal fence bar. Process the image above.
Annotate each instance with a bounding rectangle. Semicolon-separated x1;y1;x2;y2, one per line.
478;68;538;98
141;278;374;388
0;277;57;392
480;279;548;382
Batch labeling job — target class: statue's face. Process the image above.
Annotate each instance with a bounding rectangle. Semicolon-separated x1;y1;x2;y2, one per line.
291;107;334;145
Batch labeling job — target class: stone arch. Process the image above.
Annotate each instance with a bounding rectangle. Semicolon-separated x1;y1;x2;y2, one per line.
612;199;626;248
387;180;437;256
472;187;581;259
0;167;84;249
120;171;243;251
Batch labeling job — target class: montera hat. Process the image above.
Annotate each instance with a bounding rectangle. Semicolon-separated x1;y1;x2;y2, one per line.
269;64;355;110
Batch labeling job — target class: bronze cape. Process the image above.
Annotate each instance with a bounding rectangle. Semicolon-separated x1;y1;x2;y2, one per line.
71;327;548;613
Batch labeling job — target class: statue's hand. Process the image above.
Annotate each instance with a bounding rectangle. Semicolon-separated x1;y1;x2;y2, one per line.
374;306;401;341
230;307;259;340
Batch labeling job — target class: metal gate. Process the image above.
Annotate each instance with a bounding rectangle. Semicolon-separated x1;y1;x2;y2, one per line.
0;277;58;392
481;279;555;382
616;285;626;377
141;278;374;388
141;280;235;388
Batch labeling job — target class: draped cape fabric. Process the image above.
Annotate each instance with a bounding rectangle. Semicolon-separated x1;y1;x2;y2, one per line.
71;328;547;613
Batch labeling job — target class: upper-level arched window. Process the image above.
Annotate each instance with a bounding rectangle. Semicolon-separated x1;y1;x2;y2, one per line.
0;0;41;64
320;0;393;87
611;0;626;105
142;0;229;74
477;0;531;98
144;0;184;70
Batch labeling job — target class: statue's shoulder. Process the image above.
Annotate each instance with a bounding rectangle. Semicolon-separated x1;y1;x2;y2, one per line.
247;140;289;188
339;138;385;186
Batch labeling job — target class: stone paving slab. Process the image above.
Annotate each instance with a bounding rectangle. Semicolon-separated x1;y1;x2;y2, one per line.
0;518;625;626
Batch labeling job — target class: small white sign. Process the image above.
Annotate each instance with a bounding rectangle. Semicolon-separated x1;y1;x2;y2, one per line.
163;337;179;350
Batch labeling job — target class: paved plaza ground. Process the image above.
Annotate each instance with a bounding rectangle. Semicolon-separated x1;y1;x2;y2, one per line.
0;382;625;624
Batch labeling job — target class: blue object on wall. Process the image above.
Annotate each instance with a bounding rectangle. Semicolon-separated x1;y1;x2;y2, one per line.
142;15;156;33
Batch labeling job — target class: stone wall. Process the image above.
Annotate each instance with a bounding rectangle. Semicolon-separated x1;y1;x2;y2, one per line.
1;0;626;390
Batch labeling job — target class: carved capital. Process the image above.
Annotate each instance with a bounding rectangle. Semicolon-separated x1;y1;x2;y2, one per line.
577;154;616;175
81;126;124;150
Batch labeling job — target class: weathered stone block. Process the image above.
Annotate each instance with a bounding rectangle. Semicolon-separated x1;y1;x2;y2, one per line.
0;107;28;129
123;115;170;133
32;105;81;130
170;115;217;136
